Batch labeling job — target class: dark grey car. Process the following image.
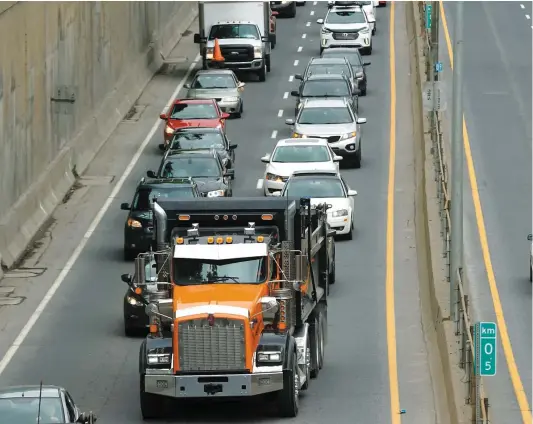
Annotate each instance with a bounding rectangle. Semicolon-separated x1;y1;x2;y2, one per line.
320;47;370;95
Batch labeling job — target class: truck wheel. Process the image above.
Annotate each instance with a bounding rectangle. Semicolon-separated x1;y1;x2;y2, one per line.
258;62;267;82
271;34;277;49
328;254;336;285
309;317;321;378
140;375;165;419
277;350;299;417
266;54;271;72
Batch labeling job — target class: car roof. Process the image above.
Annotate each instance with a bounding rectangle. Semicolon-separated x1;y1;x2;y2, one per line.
0;385;62;399
140;177;195;188
309;57;350;65
172;98;216;106
290;170;341;178
302;97;348;108
194;69;236;77
275;138;329;147
305;73;349;82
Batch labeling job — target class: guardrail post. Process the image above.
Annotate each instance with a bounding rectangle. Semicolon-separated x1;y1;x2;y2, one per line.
466;328;473;405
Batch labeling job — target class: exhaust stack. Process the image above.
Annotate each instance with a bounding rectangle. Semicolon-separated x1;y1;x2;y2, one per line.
152;199;168;251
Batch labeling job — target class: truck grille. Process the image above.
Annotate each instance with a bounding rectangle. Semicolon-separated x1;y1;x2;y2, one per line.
220;45;254;63
178;317;246;371
332;32;359;40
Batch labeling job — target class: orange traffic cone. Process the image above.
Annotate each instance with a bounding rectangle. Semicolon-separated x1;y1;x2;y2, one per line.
211;38;225;67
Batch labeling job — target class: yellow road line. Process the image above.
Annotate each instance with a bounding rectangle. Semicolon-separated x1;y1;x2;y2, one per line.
439;2;532;422
386;3;401;424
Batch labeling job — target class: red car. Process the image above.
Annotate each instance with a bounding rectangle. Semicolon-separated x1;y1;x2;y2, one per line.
159;99;230;145
378;1;386;6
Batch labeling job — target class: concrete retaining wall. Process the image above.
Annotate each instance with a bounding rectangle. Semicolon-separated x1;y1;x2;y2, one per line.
0;1;198;274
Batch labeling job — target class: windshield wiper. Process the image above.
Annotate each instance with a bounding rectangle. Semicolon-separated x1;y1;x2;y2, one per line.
207;276;240;283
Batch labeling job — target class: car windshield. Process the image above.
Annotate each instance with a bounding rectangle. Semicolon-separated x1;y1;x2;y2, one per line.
321;51;362;67
170;103;218;119
271;145;331;163
191;74;236;89
308;63;351;78
298;106;353;124
209;24;260;40
0;397;64;424
284;178;345;198
159;158;221;178
302;80;351;97
173;257;267;285
326;10;367;24
170;132;225;150
133;187;195;210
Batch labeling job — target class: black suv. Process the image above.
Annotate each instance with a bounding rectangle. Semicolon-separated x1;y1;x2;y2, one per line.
147;149;234;199
291;73;359;116
121;177;201;260
321;47;370;95
161;127;238;169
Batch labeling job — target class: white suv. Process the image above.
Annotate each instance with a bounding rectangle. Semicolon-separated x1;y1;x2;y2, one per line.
318;5;373;54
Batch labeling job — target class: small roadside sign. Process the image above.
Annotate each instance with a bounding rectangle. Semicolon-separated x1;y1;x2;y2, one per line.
425;4;432;29
422;81;447;112
435;62;443;73
474;322;497;377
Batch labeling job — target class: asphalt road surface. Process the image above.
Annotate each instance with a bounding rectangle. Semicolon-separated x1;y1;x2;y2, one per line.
439;2;532;422
0;3;440;423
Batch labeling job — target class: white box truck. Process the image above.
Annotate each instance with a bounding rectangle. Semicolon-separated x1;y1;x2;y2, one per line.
194;1;273;81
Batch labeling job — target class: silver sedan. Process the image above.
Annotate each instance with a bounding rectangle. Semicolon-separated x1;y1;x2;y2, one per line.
184;69;245;118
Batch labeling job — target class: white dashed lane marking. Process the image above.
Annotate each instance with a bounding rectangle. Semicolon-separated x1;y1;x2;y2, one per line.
526;14;531;19
271;130;278;139
306;21;311;27
302;33;307;39
256;179;263;190
310;10;315;16
283;92;289;99
278;109;284;117
520;3;525;8
294;59;299;66
289;75;294;82
297;46;303;52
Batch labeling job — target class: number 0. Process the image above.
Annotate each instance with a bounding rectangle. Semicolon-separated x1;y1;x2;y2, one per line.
484;343;493;355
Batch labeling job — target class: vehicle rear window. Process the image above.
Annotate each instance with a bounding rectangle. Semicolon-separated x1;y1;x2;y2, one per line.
308;63;351;78
170;103;218;120
134;187;195;210
170;132;224;150
284;178;345;198
298;106;353;125
321;51;362;67
160;158;221;178
302;80;351;97
191;74;236;89
0;397;64;424
272;145;331;163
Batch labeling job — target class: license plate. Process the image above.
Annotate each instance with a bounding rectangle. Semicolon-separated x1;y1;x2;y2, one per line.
156;380;168;389
258;377;271;386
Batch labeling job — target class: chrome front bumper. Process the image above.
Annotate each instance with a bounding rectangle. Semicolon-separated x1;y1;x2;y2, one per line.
144;372;284;398
206;59;264;72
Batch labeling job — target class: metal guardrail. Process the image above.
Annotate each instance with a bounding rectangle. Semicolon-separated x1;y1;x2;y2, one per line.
418;3;489;423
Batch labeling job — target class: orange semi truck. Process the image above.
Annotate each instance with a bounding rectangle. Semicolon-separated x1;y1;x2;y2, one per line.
122;197;334;419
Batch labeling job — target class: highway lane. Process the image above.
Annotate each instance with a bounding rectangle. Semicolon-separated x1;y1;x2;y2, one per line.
439;2;532;422
0;3;438;423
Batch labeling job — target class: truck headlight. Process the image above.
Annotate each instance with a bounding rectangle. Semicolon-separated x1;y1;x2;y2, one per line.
207;190;225;197
257;351;282;363
206;47;214;59
332;209;348;217
254;46;263;59
126;295;142;306
147;354;171;365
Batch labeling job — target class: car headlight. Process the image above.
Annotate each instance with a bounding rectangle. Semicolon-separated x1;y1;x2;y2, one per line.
256;351;282;363
292;132;308;138
359;26;370;34
206;47;214;59
224;96;239;102
126;295;142;306
164;125;174;135
332;209;349;217
207;190;225;197
254;46;263;59
321;27;332;34
340;132;357;140
266;173;284;182
127;218;142;228
147;354;171;365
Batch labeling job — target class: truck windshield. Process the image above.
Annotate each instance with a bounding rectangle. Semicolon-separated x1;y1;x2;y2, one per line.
209;24;260;40
173;256;267;285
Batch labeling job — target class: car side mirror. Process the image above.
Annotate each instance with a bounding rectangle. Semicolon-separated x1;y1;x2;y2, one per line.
348;189;358;196
159;113;167;120
146;170;156;178
184;83;191;89
333;155;343;162
271;191;282;197
327;229;336;238
294;74;303;80
224;169;235;180
363;62;371;66
316;18;324;24
229;143;238;150
238;82;246;88
356;117;367;124
290;90;299;97
120;202;130;211
285;118;295;126
221;112;231;119
261;155;270;163
528;234;532;241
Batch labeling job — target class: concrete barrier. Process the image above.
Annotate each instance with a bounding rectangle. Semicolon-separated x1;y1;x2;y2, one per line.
0;1;199;274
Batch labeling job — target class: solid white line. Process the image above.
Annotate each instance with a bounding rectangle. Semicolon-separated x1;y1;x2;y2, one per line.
302;33;307;39
271;130;278;138
278;109;284;117
306;21;311;27
0;55;201;377
297;46;303;52
310;10;315;16
256;179;264;190
526;14;531;19
289;75;294;82
520;3;525;8
283;92;289;99
294;59;299;66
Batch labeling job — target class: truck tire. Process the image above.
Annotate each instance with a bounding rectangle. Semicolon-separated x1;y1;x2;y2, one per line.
277;349;299;417
140;375;165;419
309;316;321;378
258;61;267;82
328;251;336;285
271;34;277;49
266;54;271;72
317;302;327;370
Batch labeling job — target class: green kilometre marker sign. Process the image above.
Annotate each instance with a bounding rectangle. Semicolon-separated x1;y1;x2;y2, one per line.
474;322;497;377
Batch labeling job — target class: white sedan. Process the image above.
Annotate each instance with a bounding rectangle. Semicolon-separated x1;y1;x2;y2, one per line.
260;138;342;196
276;170;357;240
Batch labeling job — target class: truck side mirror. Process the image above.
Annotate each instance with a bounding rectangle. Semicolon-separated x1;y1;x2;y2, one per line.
528;234;532;241
121;274;132;285
193;33;201;44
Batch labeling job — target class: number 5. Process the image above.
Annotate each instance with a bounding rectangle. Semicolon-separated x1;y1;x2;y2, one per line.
484;361;492;371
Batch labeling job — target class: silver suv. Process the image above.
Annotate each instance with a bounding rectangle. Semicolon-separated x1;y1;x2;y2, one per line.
285;98;366;168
